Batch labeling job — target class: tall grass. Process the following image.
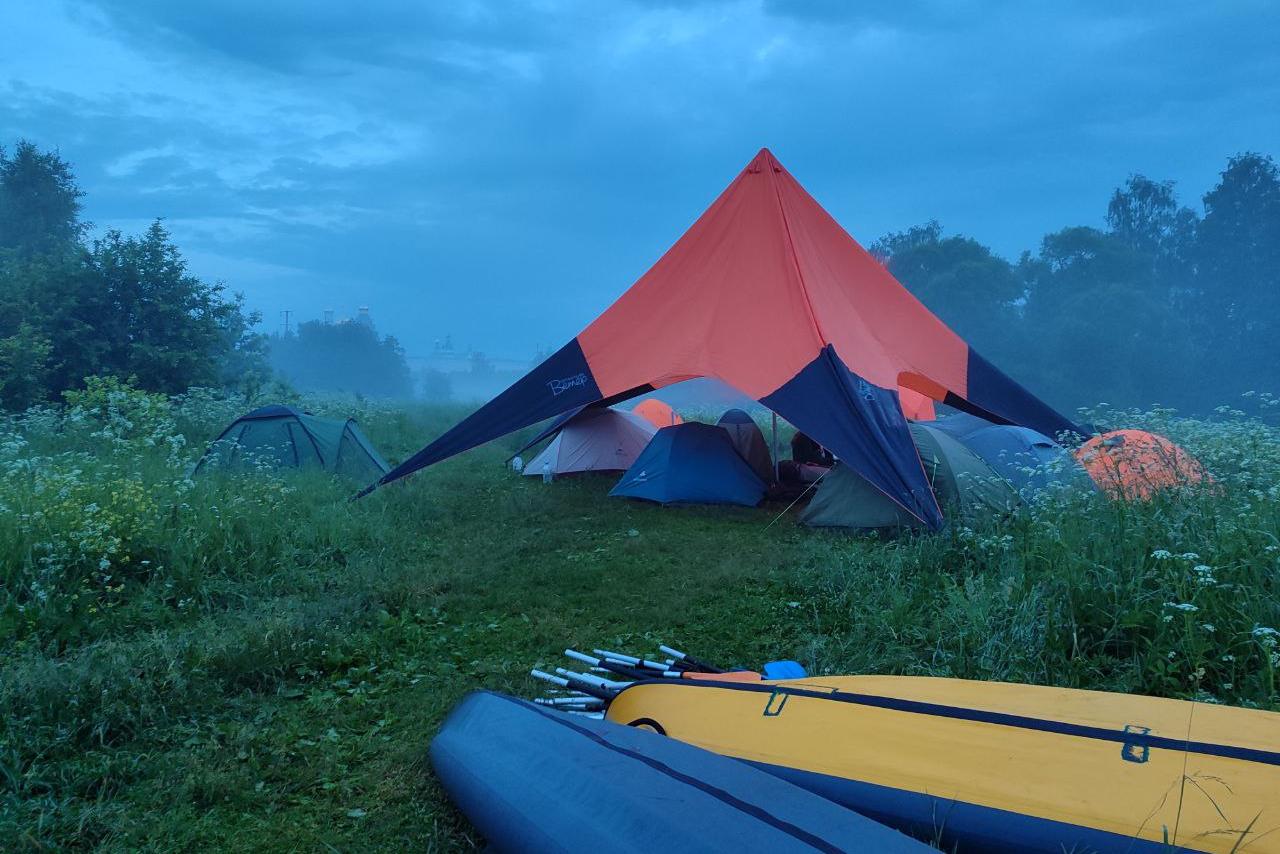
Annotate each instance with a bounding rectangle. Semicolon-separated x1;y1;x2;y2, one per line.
1;381;1277;849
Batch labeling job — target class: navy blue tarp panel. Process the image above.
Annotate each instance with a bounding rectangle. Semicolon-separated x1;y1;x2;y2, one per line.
361;340;602;496
761;346;943;530
963;349;1083;442
610;423;767;506
430;691;933;854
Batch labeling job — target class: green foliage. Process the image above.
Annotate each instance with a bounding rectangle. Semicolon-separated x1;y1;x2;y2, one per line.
871;220;1023;362
1;394;1277;849
875;151;1280;415
0;140;84;258
0;140;266;409
269;319;413;399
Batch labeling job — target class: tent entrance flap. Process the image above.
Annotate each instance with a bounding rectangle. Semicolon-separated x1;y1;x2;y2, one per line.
761;346;943;529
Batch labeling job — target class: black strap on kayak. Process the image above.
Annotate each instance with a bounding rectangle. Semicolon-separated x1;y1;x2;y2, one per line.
620;680;1280;768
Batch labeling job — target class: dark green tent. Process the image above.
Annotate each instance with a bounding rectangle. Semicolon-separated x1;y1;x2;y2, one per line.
194;404;389;481
802;423;1018;532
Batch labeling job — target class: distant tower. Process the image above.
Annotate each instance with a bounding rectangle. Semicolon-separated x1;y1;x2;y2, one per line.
280;309;293;335
323;309;334;325
355;306;373;329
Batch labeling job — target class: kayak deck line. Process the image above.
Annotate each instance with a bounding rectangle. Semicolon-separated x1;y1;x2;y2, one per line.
500;693;848;854
613;679;1280;768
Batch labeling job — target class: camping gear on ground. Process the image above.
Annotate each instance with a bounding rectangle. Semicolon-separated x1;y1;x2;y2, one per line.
610;423;767;507
631;398;683;429
527;644;804;712
603;674;1280;854
957;423;1095;499
801;423;1018;531
362;148;1079;531
522;407;657;478
431;691;932;854
1076;429;1208;499
193;404;389;481
790;432;834;467
715;408;774;483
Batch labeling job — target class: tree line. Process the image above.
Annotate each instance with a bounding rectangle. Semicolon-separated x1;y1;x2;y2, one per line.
0;141;412;408
873;153;1280;415
1;139;1276;414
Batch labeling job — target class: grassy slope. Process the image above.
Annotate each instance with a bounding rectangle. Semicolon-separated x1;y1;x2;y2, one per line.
3;390;1279;850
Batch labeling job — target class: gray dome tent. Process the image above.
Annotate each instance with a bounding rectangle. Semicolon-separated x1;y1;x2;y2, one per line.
715;408;775;484
802;423;1018;532
194;404;389;481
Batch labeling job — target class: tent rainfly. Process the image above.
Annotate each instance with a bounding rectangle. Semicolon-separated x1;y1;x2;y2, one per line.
361;149;1079;529
631;399;683;429
195;404;389;481
609;423;767;507
715;408;775;484
523;408;656;477
802;423;1019;531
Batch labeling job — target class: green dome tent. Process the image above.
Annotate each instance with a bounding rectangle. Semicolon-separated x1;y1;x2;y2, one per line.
194;404;389;481
802;423;1018;532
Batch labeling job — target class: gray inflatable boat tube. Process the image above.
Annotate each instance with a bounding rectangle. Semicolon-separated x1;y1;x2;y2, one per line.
429;691;933;853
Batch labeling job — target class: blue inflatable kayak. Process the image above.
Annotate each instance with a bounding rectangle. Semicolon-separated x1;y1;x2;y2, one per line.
430;691;933;853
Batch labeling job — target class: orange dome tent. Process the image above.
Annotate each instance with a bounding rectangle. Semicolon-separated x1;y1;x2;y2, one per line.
632;399;683;429
1074;430;1207;499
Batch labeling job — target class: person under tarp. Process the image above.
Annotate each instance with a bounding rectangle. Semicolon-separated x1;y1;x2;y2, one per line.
360;148;1080;531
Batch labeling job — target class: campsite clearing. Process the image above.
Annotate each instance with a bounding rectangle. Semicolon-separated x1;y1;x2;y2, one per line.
2;390;1279;850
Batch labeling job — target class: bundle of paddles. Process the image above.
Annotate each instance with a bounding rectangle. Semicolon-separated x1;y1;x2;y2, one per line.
430;643;1280;853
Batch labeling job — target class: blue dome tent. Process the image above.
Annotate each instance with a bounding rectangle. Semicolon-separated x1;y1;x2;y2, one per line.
610;423;767;507
959;424;1094;499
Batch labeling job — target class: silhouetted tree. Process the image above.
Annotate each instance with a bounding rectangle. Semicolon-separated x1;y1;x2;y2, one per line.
0;140;84;259
1193;153;1280;396
0;140;265;408
269;320;413;398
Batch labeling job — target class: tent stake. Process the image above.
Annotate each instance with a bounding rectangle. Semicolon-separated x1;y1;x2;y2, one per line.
765;466;830;531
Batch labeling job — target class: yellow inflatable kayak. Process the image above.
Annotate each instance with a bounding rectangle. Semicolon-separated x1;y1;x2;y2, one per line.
605;675;1280;853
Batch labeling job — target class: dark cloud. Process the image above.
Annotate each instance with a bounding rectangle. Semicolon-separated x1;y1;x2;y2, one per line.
2;0;1277;360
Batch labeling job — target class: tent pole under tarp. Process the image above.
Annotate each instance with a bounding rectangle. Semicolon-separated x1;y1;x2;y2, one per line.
772;412;779;482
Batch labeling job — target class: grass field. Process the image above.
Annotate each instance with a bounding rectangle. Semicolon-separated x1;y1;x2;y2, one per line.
3;380;1279;850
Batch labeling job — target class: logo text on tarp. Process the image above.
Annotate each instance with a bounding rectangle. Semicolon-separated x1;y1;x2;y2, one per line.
547;373;589;396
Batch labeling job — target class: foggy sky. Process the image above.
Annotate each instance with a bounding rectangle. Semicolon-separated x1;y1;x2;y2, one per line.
2;1;1277;362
